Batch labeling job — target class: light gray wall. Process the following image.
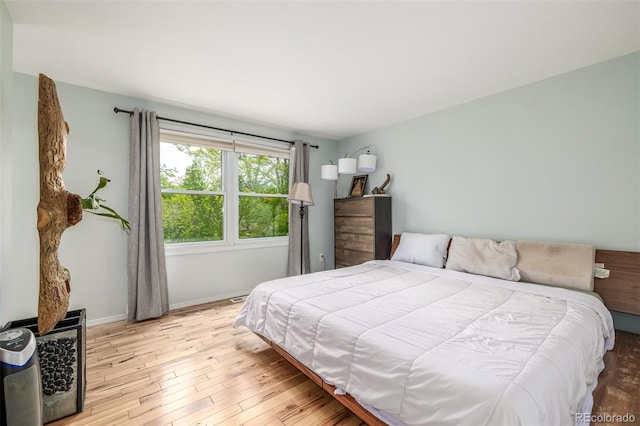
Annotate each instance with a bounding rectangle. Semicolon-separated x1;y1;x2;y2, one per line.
340;52;640;332
341;52;639;251
6;51;638;331
0;0;13;327
8;72;337;326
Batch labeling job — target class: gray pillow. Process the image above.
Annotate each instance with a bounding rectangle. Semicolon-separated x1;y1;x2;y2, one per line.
445;236;521;281
515;240;595;291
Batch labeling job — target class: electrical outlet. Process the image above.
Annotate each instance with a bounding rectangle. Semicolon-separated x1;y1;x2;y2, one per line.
319;253;325;262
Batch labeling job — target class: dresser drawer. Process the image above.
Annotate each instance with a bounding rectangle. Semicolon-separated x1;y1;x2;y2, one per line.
335;248;374;268
335;233;374;252
335;216;374;235
335;198;373;217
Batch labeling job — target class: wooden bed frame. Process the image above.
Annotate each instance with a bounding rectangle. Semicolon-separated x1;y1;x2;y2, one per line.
257;235;639;425
259;336;387;426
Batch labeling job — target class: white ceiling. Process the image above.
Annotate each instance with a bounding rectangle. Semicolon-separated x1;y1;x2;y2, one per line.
7;1;640;141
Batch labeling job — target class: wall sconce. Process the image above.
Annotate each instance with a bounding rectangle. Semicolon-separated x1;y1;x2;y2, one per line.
321;146;377;198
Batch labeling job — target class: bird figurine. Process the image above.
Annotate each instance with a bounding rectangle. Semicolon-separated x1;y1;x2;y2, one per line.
372;174;391;195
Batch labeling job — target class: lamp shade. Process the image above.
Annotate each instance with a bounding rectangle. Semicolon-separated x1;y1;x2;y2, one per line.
287;182;314;206
321;164;338;180
338;157;357;174
358;153;377;173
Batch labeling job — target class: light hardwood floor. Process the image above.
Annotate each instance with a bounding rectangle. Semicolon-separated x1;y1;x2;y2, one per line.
49;300;639;426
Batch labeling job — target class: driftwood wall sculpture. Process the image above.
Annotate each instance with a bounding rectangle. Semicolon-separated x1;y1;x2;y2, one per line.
36;74;83;335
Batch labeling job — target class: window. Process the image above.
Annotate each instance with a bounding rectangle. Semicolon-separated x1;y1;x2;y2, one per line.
237;152;289;239
160;141;224;243
159;129;290;246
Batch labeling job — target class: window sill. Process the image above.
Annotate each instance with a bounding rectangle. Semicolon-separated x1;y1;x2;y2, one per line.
164;238;288;257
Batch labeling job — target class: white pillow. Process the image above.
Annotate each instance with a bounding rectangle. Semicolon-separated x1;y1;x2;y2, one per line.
391;233;451;268
445;236;521;281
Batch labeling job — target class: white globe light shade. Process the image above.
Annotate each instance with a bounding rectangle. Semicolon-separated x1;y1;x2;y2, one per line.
358;153;377;173
321;164;338;180
338;157;357;174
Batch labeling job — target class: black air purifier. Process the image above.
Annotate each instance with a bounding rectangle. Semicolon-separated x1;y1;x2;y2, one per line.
0;328;43;426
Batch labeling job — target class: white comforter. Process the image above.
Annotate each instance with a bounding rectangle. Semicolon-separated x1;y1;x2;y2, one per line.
233;260;614;426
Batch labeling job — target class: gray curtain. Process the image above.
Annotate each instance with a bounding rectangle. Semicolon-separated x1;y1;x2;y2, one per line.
127;108;169;322
287;141;311;276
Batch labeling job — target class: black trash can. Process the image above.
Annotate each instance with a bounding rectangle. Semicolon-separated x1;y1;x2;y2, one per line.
0;328;43;426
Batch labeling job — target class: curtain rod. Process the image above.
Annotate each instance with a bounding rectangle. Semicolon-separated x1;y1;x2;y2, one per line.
113;107;319;149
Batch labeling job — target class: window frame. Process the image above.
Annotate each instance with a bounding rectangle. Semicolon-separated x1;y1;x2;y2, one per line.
234;151;290;243
159;125;291;255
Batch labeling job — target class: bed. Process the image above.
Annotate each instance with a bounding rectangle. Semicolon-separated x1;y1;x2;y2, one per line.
234;234;621;425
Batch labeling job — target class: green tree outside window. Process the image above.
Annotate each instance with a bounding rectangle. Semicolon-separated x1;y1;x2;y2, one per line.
160;141;289;243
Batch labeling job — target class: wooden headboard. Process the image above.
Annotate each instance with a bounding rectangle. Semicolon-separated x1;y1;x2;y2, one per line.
593;250;640;316
390;234;401;259
389;234;640;316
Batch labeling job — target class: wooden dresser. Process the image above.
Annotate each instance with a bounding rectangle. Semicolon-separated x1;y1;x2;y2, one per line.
334;197;392;268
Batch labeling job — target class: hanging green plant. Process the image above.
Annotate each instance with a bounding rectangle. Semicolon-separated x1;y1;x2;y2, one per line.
80;170;131;231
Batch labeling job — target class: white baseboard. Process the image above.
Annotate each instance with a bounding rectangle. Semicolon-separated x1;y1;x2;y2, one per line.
86;313;126;328
85;291;251;328
169;290;250;310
